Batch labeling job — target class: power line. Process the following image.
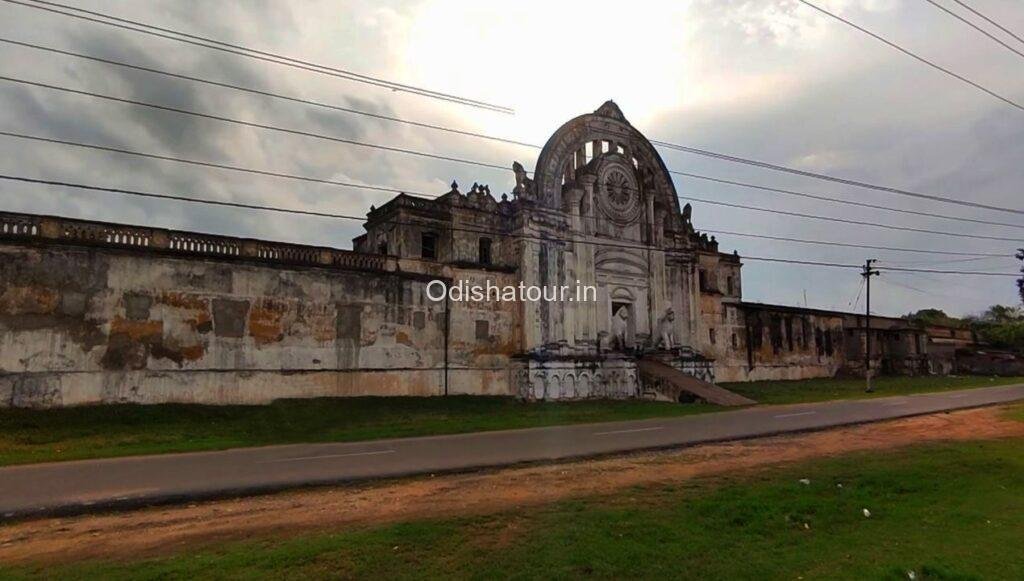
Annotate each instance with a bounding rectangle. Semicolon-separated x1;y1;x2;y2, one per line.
0;75;516;174
653;139;1024;217
734;254;1013;276
679;193;1024;242
797;0;1024;113
879;265;1017;277
893;268;995;296
896;269;954;284
923;0;1024;60
846;276;865;309
949;0;1024;45
23;74;1022;241
5;37;1021;222
0;37;536;149
670;169;1024;229
0;172;762;260
6;73;1021;242
742;256;860;268
880;276;939;297
2;172;1020;277
0;173;690;257
0;130;418;198
3;128;1017;255
881;274;987;306
852;277;865;310
700;228;1009;257
2;173;372;221
877;255;1009;266
1;0;514;114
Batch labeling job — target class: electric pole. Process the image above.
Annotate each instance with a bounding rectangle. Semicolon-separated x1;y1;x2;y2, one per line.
862;259;880;393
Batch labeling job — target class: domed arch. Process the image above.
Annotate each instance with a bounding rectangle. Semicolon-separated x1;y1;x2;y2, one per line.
532;101;681;218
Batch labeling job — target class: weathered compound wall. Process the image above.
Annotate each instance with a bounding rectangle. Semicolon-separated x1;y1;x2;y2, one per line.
0;218;518;407
711;304;930;382
444;268;522;396
712;305;847;382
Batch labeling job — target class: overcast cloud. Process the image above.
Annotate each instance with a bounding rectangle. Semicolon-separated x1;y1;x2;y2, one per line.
0;0;1022;317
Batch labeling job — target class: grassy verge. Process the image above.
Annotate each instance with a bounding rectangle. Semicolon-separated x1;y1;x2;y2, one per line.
723;375;1024;405
0;396;719;466
1005;403;1024;423
2;375;1020;467
6;436;1024;579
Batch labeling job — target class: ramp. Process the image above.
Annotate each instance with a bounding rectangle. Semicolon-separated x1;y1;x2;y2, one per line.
638;358;756;406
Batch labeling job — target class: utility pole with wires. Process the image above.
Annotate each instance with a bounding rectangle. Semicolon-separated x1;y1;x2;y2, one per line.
862;259;880;392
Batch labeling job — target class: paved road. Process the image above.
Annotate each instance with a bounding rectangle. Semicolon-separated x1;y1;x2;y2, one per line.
2;384;1023;520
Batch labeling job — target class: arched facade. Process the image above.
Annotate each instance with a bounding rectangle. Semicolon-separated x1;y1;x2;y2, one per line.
359;101;745;400
514;101;723;359
532;101;682;220
0;102;944;409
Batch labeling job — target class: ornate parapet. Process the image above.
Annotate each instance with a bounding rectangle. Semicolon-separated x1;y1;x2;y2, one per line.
0;210;391;273
513;355;640;401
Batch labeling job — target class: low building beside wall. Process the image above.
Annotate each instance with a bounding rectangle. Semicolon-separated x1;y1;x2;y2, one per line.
0;102;957;408
953;349;1024;376
922;325;976;375
919;324;1024;376
708;303;930;382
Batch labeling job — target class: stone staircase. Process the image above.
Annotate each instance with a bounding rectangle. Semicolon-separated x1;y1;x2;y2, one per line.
637;357;756;406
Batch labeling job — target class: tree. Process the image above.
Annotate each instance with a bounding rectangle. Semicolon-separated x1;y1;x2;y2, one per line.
969;304;1024;352
978;304;1024;323
982;323;1024;351
905;308;964;328
1017;248;1023;306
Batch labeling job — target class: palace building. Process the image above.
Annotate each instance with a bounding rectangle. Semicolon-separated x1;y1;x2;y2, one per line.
0;102;935;407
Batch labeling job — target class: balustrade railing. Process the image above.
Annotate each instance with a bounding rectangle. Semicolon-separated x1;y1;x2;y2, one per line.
0;210;389;273
169;234;241;256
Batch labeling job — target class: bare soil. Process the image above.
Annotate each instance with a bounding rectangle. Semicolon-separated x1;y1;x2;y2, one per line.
2;406;1022;565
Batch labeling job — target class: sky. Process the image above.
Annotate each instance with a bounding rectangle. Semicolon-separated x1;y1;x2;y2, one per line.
0;0;1022;318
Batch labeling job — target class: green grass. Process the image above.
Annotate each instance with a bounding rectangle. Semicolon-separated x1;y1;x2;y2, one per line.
723;375;1024;405
1005;404;1024;423
0;396;719;466
6;437;1024;579
2;375;1020;467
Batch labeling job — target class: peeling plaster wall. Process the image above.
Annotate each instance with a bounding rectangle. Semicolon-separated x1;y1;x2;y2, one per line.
445;268;521;396
711;307;847;382
706;305;931;382
0;244;515;407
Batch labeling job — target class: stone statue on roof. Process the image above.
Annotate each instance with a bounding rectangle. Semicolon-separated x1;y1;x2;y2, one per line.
512;161;535;200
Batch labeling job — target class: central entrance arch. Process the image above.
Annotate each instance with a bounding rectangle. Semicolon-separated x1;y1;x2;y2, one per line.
515;101;697;358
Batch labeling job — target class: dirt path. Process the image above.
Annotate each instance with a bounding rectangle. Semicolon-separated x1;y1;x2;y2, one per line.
2;406;1022;565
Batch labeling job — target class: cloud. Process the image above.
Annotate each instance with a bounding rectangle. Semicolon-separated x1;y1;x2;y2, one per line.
0;0;1020;317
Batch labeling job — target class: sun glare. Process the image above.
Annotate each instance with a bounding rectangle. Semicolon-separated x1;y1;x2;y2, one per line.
400;0;698;141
